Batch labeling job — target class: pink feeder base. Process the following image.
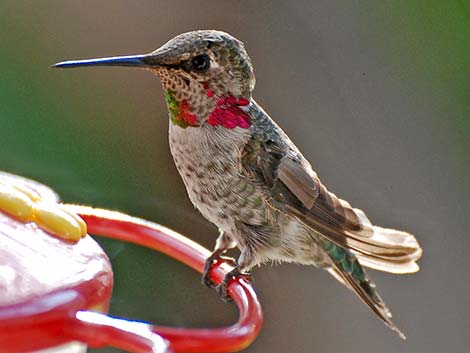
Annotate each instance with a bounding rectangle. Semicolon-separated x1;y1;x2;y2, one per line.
0;205;113;352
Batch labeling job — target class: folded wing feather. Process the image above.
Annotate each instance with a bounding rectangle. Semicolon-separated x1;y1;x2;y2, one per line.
277;154;422;273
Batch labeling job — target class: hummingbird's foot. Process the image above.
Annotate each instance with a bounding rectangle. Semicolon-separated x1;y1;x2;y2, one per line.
215;267;252;302
202;251;237;289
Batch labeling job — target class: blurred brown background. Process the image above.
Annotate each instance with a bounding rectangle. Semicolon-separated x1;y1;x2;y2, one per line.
1;1;469;352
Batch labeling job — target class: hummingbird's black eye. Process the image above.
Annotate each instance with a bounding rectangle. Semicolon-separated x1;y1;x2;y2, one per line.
191;54;210;72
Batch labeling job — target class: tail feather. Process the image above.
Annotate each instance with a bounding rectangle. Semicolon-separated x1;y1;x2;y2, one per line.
287;202;423;275
324;242;406;339
330;266;406;339
349;226;423;274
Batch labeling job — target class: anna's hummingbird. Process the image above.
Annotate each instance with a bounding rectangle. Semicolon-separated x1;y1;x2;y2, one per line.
53;30;422;338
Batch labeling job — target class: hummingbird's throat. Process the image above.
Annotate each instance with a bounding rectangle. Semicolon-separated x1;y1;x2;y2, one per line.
164;90;198;127
165;88;251;129
206;95;251;129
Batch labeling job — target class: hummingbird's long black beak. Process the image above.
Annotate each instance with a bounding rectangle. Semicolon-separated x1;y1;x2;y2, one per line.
51;54;156;69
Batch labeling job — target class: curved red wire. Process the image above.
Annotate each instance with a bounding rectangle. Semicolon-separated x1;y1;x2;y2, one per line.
70;205;263;353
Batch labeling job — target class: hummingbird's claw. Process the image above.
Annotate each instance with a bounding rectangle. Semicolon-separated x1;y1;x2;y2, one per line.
201;252;237;288
202;258;217;288
215;279;233;302
215;267;252;302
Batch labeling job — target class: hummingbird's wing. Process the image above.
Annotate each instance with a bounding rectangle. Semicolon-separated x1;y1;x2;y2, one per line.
241;133;422;274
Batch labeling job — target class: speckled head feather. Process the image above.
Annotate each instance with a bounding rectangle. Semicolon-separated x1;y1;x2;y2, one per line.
148;30;255;107
150;30;255;94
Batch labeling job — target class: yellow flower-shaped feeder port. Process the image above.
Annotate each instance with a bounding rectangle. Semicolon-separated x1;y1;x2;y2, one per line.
0;172;87;241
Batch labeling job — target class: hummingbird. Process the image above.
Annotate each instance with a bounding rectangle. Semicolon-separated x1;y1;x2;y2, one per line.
52;30;422;338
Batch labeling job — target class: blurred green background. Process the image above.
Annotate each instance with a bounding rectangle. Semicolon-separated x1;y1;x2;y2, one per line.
1;1;469;352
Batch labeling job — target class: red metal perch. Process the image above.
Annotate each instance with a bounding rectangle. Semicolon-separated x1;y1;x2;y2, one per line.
71;205;264;353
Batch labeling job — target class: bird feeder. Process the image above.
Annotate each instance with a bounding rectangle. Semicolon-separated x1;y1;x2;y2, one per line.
0;172;263;353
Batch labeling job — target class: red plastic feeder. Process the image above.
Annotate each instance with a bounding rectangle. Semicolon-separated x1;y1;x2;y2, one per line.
0;172;263;353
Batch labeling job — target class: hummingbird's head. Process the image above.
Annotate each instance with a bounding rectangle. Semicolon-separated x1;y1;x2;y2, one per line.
151;30;255;97
53;30;256;128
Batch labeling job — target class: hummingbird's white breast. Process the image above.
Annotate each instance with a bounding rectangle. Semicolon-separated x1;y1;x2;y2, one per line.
168;123;267;247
